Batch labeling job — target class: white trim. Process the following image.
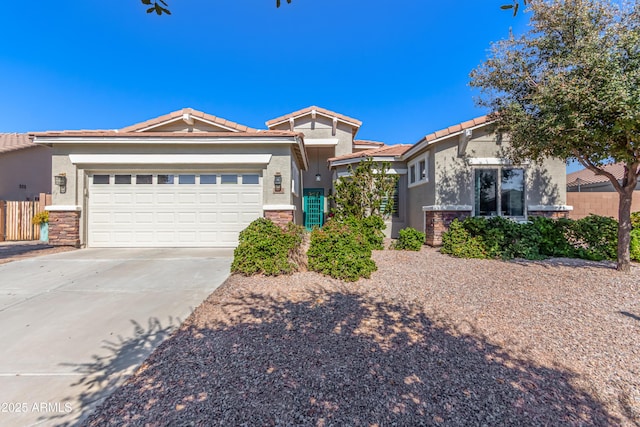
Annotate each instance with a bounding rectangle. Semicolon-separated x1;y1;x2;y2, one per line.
305;138;339;147
135;115;241;133
330;156;403;167
263;204;297;211
33;136;298;145
45;205;82;212
528;205;573;211
69;154;272;165
337;168;406;178
466;158;531;166
408;153;429;188
422;205;473;211
268;111;361;129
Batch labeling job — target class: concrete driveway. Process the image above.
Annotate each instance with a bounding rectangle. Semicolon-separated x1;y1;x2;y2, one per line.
0;248;232;426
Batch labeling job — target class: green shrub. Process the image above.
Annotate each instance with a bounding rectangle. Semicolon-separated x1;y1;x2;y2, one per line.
345;215;386;250
630;229;640;262
529;216;575;258
307;219;377;281
231;218;305;276
441;219;488;259
631;212;640;230
393;227;425;251
569;214;618;261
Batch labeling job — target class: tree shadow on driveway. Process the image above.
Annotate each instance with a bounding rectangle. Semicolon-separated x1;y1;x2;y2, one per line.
40;316;181;426
83;289;617;426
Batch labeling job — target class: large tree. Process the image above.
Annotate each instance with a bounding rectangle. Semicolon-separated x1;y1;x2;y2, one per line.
471;0;640;272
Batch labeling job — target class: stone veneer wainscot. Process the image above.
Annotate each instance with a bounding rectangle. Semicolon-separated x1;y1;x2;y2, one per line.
46;206;81;247
422;206;472;246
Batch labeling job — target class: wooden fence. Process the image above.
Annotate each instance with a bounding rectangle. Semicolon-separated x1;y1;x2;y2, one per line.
0;193;51;242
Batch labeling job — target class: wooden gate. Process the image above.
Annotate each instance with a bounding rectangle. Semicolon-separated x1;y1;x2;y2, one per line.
0;194;51;242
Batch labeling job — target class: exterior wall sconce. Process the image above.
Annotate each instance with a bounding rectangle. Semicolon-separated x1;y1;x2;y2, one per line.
55;174;67;194
274;172;282;193
315;173;322;182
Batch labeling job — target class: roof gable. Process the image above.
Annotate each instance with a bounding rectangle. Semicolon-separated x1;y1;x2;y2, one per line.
266;106;362;136
403;115;493;160
120;108;255;133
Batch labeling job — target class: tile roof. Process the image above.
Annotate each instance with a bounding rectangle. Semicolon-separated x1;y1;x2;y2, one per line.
266;106;362;128
567;163;640;187
120;108;256;133
0;133;37;154
416;115;491;145
329;144;412;163
353;140;385;147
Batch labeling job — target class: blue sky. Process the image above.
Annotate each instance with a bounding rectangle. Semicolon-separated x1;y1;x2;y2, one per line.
1;1;530;147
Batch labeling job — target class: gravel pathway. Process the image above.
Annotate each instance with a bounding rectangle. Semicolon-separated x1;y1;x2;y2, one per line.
84;248;640;426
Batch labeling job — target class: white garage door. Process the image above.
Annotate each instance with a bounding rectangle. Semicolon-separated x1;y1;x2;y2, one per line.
88;172;262;247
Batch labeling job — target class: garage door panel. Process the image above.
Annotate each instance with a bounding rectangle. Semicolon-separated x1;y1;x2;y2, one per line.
157;193;176;204
114;194;134;204
156;212;175;223
135;212;154;224
89;172;263;247
136;193;154;204
199;193;217;204
114;213;133;223
241;193;262;204
220;193;239;204
179;193;197;203
92;193;112;205
178;213;197;224
199;212;217;223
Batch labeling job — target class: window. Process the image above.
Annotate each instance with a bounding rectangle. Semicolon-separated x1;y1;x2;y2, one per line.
158;174;174;184
381;179;400;218
114;175;131;184
242;174;259;185
474;168;525;217
93;175;109;184
221;174;238;184
200;174;216;184
408;153;429;187
136;175;152;184
179;174;196;185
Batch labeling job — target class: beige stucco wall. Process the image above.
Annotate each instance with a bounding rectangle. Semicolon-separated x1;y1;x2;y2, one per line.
404;126;567;228
0;146;52;201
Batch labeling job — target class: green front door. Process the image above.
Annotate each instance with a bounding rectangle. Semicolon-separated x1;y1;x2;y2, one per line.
303;188;324;230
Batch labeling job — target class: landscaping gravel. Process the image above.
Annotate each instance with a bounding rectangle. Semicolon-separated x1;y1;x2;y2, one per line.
84;248;640;426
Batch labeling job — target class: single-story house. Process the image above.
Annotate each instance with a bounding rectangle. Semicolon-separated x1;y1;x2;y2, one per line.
566;163;640;219
0;133;52;201
32;107;570;248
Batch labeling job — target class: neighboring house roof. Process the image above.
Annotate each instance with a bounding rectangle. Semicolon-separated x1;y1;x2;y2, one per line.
404;115;492;159
0;133;37;154
266;106;362;130
120;107;256;133
329;144;412;165
567;163;640;188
